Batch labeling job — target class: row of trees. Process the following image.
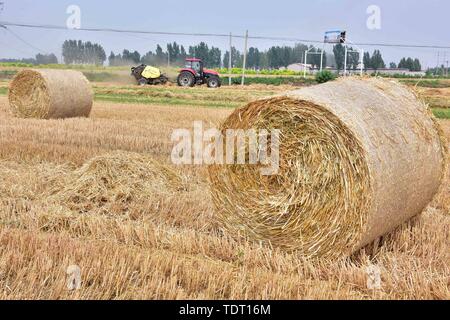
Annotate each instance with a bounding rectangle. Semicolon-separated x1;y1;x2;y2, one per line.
140;44;184;66
62;40;107;65
327;46;422;72
363;50;386;71
59;39;387;71
223;44;328;69
426;66;448;76
108;42;328;69
0;53;58;65
397;57;422;71
51;39;421;73
333;44;362;70
188;43;222;67
110;42;222;68
35;53;58;65
1;40;425;74
109;50;141;66
246;45;325;69
362;52;423;72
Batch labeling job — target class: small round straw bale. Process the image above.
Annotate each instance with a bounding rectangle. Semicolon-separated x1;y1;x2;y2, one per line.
8;69;93;119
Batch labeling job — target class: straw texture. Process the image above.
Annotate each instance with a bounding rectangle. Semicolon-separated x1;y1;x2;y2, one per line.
52;151;186;215
209;77;446;259
8;69;93;119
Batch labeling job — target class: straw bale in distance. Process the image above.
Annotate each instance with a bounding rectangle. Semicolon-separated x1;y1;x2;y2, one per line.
8;69;93;119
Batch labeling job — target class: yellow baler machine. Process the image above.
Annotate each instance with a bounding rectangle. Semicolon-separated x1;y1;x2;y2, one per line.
141;66;161;79
131;64;168;86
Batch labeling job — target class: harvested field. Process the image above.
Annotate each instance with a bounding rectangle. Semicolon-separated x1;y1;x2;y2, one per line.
416;87;450;109
0;75;448;300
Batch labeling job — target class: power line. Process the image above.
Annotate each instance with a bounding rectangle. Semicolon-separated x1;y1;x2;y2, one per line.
1;21;450;49
0;39;37;56
0;21;234;38
0;31;30;57
2;25;47;54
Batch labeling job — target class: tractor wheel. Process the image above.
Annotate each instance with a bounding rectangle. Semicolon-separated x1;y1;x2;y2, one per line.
178;71;195;87
207;77;221;88
138;78;148;86
160;75;169;85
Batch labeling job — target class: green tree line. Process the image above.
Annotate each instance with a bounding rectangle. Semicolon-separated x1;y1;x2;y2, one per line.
397;57;422;71
0;53;58;65
62;40;106;65
5;39;421;74
108;42;328;69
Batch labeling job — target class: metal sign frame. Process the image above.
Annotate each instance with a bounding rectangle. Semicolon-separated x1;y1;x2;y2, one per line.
303;47;323;78
324;30;346;44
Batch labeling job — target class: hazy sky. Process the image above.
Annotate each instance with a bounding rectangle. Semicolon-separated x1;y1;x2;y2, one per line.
0;0;449;68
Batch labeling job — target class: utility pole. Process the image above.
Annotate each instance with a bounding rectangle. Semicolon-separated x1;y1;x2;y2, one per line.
442;52;446;76
229;32;232;86
168;49;170;67
344;46;348;76
446;59;449;77
241;30;248;86
436;52;440;75
304;51;307;78
320;50;324;71
360;49;364;76
320;43;325;71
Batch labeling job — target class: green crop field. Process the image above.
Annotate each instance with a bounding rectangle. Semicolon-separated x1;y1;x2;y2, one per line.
432;108;450;119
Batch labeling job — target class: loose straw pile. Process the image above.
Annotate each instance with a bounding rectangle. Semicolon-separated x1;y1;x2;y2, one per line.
209;77;446;258
8;69;93;119
53;151;185;214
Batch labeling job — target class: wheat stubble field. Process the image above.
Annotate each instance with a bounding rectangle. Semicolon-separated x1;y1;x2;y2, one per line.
0;83;448;299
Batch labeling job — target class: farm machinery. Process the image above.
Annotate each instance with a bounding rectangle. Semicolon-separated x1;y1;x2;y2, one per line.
131;58;221;88
131;64;169;86
177;58;221;88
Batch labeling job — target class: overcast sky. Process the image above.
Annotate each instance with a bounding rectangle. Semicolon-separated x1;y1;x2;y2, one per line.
0;0;449;68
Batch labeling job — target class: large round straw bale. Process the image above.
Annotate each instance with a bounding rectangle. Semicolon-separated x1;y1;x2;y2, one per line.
208;77;446;259
8;69;93;119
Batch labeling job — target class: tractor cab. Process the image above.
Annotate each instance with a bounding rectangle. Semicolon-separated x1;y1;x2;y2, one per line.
185;58;203;76
177;58;221;88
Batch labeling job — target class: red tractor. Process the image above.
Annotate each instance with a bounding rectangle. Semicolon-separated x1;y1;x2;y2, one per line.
177;58;221;88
